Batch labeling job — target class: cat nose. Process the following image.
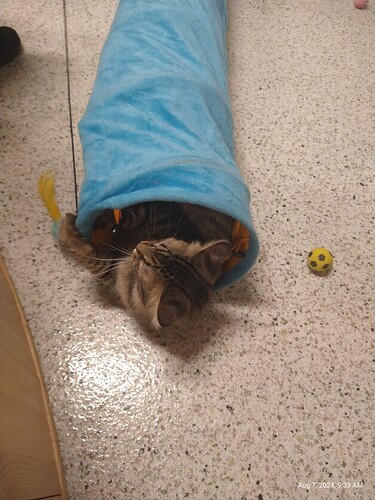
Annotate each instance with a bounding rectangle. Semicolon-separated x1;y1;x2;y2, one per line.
136;241;150;255
132;248;140;259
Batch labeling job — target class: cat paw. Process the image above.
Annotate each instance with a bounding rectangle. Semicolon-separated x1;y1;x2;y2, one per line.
58;213;80;245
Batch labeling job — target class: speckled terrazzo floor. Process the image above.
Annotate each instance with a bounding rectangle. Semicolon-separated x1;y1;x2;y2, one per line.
1;1;374;499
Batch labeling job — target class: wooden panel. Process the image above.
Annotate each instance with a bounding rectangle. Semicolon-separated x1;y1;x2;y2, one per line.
0;391;59;459
0;257;67;499
0;285;37;376
0;347;46;416
0;452;61;500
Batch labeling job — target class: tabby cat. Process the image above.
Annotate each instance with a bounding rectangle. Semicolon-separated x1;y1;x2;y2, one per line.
58;202;234;329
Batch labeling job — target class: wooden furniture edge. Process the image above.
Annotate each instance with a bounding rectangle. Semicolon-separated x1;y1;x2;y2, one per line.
0;256;68;500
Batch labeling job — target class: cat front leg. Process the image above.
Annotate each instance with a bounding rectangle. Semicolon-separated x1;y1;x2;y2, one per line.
58;213;115;282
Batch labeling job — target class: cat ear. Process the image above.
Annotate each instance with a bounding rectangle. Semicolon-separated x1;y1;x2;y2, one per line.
198;240;232;274
157;294;188;328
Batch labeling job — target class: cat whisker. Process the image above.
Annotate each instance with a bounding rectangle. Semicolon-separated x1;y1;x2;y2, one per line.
102;241;132;256
87;255;126;263
143;208;152;239
173;214;190;239
127;294;143;314
60;242;127;263
152;203;158;234
124;205;150;240
125;208;142;225
167;212;171;234
150;205;156;233
92;261;124;279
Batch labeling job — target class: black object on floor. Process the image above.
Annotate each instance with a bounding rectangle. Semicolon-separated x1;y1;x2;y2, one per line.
0;27;21;66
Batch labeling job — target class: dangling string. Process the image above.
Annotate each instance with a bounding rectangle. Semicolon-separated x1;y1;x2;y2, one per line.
62;0;79;213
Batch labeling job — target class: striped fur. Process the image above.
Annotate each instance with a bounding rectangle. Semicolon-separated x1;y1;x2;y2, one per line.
59;202;233;329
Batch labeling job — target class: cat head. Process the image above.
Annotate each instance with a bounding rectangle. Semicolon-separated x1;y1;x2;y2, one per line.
115;238;231;329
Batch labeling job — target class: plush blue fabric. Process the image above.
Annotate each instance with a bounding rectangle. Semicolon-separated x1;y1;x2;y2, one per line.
76;0;258;289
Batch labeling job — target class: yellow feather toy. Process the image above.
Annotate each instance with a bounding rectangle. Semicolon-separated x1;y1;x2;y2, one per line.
38;174;62;237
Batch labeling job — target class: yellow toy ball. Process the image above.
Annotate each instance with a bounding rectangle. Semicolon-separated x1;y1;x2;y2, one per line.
307;248;333;273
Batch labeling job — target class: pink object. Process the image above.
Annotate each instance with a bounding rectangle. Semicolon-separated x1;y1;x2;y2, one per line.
354;0;368;8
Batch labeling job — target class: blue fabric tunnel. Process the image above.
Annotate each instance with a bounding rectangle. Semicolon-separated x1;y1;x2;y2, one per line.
76;0;259;289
